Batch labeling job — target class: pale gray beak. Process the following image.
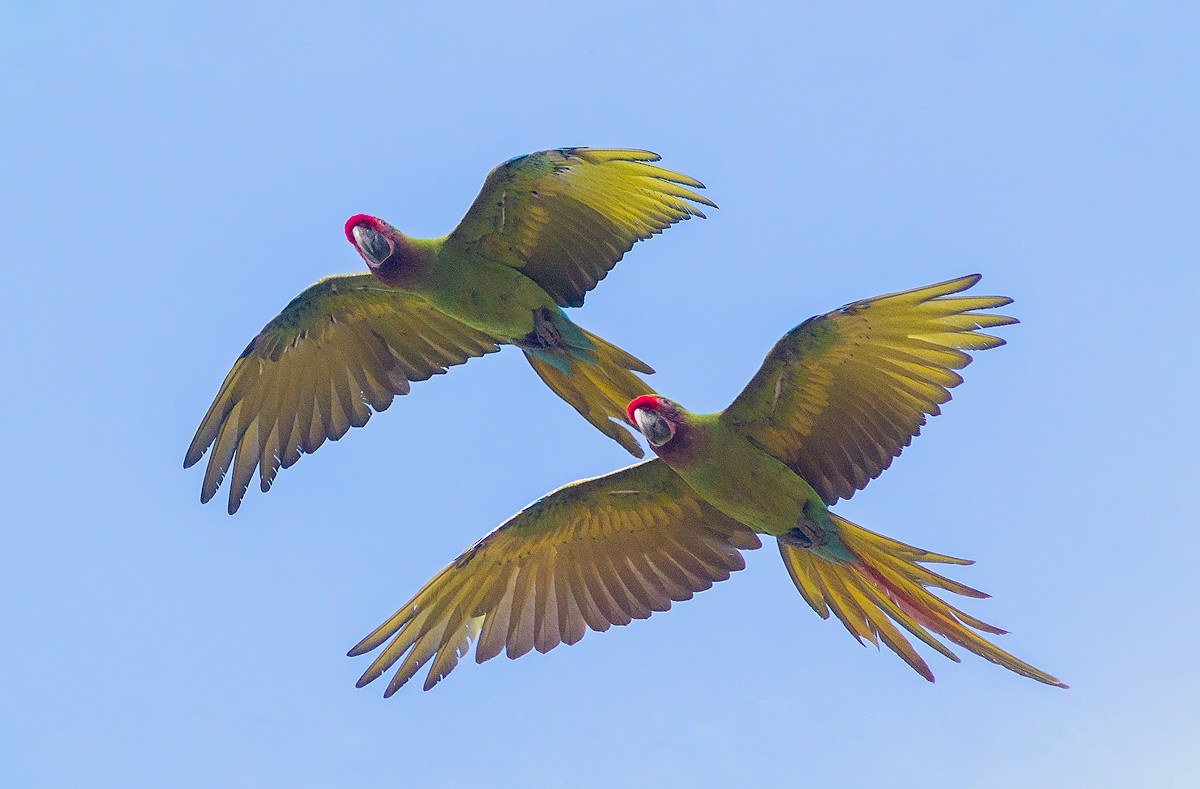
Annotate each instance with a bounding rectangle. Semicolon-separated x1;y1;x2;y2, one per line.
352;224;393;266
634;407;674;447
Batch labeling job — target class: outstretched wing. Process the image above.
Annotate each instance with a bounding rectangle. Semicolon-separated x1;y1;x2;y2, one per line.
444;148;715;308
348;459;761;695
721;275;1016;505
185;274;503;514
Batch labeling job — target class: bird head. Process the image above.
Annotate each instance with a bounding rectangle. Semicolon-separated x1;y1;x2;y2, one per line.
345;214;398;270
627;395;681;449
343;213;412;284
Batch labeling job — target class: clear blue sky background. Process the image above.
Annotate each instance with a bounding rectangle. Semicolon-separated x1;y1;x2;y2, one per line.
3;3;1197;787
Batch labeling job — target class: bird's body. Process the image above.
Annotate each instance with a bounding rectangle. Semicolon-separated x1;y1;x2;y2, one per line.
186;148;714;512
652;408;838;549
363;231;554;339
348;275;1065;694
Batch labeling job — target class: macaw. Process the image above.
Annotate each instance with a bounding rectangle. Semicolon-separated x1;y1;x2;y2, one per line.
184;148;714;513
349;275;1064;695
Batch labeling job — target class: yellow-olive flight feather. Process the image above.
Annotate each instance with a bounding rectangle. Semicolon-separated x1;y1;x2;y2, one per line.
185;148;714;513
351;460;761;695
350;275;1065;694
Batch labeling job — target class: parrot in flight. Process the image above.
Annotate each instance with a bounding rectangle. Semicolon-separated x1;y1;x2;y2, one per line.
185;148;714;513
349;274;1065;695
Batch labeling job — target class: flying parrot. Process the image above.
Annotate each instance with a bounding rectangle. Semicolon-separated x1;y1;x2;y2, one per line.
349;274;1065;695
185;148;714;513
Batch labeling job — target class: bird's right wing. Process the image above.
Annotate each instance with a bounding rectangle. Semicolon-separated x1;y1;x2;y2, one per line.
348;459;761;695
185;274;504;513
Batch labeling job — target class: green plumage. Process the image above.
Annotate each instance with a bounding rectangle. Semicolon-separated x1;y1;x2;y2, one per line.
347;275;1064;693
186;148;713;512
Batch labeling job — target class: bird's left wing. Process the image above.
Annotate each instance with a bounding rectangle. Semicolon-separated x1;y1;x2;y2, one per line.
348;459;761;695
443;148;715;308
721;275;1016;505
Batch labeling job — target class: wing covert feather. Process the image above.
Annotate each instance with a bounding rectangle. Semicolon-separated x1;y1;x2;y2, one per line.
348;460;761;694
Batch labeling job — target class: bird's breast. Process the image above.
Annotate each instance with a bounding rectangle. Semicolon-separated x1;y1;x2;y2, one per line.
424;257;556;340
674;437;819;538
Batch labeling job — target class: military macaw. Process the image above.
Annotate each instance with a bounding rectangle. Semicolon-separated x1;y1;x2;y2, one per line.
185;148;714;513
349;274;1064;695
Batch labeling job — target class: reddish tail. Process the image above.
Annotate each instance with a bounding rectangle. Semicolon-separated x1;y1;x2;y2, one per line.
778;513;1065;687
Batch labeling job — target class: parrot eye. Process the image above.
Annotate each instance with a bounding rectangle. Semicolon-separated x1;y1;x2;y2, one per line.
352;224;394;267
633;407;675;447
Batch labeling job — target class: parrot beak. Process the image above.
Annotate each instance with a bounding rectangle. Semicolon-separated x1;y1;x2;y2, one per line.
352;224;395;268
633;407;675;447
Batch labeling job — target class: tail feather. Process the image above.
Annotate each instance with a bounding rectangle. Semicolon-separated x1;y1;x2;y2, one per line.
779;513;1066;687
524;326;654;457
787;542;957;681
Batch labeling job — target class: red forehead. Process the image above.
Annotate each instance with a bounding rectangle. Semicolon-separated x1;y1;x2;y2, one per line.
626;395;663;424
344;214;382;244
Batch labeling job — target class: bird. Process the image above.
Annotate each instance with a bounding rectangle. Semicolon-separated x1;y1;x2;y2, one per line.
184;148;715;513
348;274;1065;695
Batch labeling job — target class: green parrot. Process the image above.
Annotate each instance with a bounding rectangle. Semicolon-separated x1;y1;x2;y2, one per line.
185;148;714;513
349;274;1064;695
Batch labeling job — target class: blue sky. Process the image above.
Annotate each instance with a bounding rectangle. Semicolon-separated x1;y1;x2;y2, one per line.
2;2;1197;786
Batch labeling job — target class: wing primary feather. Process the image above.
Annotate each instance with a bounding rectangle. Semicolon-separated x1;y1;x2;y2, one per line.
475;570;518;663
